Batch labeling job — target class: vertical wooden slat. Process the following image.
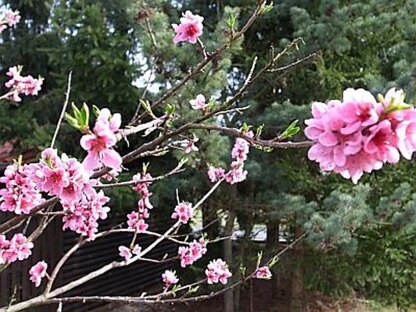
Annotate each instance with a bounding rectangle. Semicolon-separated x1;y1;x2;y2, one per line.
0;213;176;311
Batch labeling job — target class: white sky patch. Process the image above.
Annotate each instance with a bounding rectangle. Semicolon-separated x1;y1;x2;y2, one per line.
133;70;160;94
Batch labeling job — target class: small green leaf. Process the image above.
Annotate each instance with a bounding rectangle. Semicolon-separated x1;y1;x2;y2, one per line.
166;103;175;115
80;102;90;127
256;251;263;268
92;105;101;117
65;113;80;130
71;103;82;120
188;286;199;294
259;2;274;15
255;124;264;138
281;119;300;139
269;255;279;267
241;122;251;133
226;14;237;30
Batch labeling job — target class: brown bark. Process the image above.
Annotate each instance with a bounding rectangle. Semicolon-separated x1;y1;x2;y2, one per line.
266;220;281;300
223;208;236;312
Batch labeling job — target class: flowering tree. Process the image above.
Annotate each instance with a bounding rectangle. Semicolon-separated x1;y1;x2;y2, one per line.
1;2;416;311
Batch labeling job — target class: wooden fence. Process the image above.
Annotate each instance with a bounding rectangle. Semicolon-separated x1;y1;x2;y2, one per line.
0;213;176;311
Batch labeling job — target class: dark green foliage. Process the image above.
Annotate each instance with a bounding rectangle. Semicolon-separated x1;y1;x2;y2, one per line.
186;0;416;307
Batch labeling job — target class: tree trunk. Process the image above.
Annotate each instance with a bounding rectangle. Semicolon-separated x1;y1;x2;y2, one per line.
290;226;305;312
203;199;219;240
266;220;281;300
223;208;236;312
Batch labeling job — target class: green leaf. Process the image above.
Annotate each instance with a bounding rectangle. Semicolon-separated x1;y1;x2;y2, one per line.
92;105;101;117
281;119;300;139
165;103;175;115
255;124;264;138
80;102;90;127
71;103;82;120
226;14;237;30
259;2;274;15
65;113;80;130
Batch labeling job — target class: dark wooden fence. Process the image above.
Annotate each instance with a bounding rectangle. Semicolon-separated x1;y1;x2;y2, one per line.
0;213;176;311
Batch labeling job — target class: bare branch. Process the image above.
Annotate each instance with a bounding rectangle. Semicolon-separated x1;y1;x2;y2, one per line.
96;160;186;189
51;72;72;149
187;124;312;149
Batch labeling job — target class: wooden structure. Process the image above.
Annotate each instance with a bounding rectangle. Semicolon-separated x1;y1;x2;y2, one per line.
0;214;176;311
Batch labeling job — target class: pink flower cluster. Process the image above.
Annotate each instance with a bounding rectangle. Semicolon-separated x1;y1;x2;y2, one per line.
162;270;179;288
81;108;122;173
0;148;110;238
29;261;48;287
207;131;252;184
0;234;33;264
255;266;272;279
0;163;44;214
172;11;203;44
305;88;416;183
5;66;43;102
118;244;141;261
171;202;193;224
0;9;20;33
190;94;208;111
127;172;153;233
29;148;92;202
205;258;232;285
178;238;207;267
181;136;199;154
61;189;110;238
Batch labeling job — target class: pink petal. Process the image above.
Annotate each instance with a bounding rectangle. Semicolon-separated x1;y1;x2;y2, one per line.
102;149;122;170
319;131;338;147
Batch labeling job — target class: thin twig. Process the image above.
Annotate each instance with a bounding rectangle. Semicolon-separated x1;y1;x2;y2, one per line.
96;161;186;189
51;72;72;149
187;124;312;149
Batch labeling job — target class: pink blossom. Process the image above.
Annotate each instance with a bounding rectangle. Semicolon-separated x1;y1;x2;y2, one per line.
172;11;204;44
190;94;207;110
394;109;416;159
207;166;225;182
304;88;414;183
26;148;92;205
29;261;48;287
127;212;149;233
231;138;250;162
126;171;154;233
0;234;33;264
62;189;110;239
162;270;179;288
205;258;232;285
118;246;132;261
5;66;43;101
383;88;405;109
171;202;193;224
181;138;199;154
364;120;399;164
178;238;207;267
207;132;251;185
132;244;141;255
81;108;122;172
3;10;20;27
255;266;272;279
41;166;68;195
225;161;247;184
0;163;44;214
